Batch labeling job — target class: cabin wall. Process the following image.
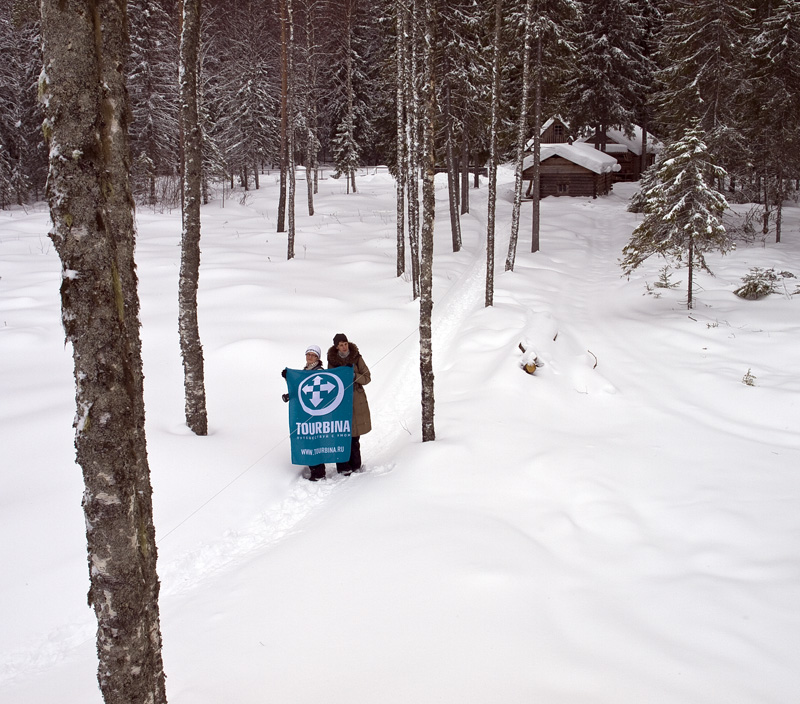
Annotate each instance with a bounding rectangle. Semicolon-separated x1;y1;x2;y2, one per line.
541;120;570;144
523;156;612;198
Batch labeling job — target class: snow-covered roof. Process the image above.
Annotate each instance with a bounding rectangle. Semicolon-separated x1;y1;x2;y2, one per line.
577;125;662;155
524;143;622;175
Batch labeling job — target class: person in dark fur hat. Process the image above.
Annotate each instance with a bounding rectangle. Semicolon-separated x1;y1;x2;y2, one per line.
327;333;371;475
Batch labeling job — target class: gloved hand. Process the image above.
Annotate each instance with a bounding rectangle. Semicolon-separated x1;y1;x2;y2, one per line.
281;393;289;403
281;369;287;378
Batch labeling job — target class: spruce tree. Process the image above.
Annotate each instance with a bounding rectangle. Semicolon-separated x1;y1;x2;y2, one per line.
744;0;800;243
564;0;648;147
621;126;731;309
654;0;750;174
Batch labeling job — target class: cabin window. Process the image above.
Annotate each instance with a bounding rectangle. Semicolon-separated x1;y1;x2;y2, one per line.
554;124;565;141
557;182;569;194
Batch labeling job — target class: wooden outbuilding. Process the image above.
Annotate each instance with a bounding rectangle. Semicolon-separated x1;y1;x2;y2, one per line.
577;126;661;181
523;143;621;199
527;118;662;182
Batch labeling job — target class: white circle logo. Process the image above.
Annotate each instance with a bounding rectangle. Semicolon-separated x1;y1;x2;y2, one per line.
298;373;346;416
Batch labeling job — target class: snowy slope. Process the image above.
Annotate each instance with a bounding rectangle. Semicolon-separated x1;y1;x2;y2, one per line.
1;171;799;703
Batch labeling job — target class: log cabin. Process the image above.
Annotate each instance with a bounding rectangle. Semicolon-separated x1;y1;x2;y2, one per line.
523;143;621;199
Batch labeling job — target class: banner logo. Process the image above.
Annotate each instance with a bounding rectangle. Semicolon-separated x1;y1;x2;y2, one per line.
298;372;345;416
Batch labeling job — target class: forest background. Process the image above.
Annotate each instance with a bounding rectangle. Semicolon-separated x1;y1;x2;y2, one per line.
2;0;799;229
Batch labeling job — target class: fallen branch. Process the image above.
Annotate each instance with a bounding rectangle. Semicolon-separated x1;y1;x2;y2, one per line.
587;349;598;369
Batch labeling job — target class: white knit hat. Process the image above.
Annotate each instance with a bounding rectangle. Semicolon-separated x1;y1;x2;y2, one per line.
305;345;322;358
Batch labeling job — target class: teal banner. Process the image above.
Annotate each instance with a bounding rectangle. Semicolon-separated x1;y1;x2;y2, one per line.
285;366;354;465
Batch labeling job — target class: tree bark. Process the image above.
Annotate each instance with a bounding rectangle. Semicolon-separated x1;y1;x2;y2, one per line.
485;0;502;307
506;0;533;272
445;82;462;252
420;0;436;443
775;160;783;244
460;134;469;214
286;0;296;259
406;0;421;299
277;0;288;232
179;0;209;436
40;1;167;701
395;0;407;278
530;31;542;254
304;3;318;215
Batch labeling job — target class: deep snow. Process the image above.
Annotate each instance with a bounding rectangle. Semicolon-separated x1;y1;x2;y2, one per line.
1;168;799;703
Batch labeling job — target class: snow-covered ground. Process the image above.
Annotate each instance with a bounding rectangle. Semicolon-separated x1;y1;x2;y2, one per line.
1;168;799;703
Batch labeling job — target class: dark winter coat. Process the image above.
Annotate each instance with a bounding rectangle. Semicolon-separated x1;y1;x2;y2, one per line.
327;342;372;437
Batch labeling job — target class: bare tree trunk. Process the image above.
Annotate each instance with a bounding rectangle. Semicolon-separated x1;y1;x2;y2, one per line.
506;0;533;272
639;118;648;180
460;133;469;214
304;1;318;215
406;0;421;299
41;1;167;701
420;0;436;443
344;0;358;194
687;238;694;310
530;31;542;254
485;0;502;307
179;0;208;436
775;160;783;244
445;82;462;252
287;0;296;259
277;0;288;233
395;0;407;278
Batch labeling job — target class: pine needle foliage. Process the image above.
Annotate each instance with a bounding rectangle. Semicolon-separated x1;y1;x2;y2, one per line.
621;126;732;308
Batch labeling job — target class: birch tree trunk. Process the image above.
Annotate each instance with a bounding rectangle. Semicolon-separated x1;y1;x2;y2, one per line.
506;0;534;272
345;0;357;194
277;0;289;233
485;0;502;307
775;158;783;244
40;1;167;701
445;82;462;252
395;0;407;278
406;0;421;299
687;239;694;310
530;30;542;254
420;0;436;443
460;134;469;214
286;0;296;259
179;0;208;436
304;3;318;215
640;116;648;181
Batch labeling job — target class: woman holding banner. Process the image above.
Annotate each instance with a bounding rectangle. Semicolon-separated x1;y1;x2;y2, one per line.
327;333;371;475
282;345;328;481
